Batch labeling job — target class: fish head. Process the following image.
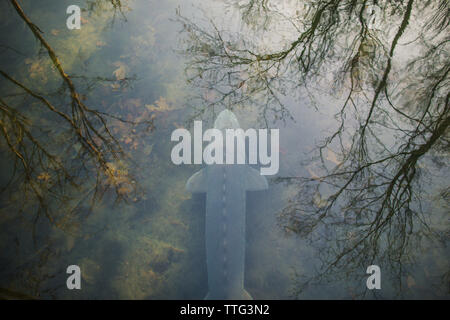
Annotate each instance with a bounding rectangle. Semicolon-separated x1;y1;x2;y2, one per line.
214;109;240;130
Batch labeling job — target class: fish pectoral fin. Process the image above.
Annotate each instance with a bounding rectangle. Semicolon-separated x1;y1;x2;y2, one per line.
186;168;207;193
245;166;268;191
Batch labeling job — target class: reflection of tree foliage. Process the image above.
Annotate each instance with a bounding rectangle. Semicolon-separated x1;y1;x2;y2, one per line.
0;0;152;235
178;0;449;296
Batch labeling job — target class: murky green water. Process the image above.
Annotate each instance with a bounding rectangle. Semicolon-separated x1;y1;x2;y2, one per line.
0;0;448;299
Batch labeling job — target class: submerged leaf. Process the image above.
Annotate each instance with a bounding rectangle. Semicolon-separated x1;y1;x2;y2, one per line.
113;61;127;80
406;275;416;288
37;172;51;182
143;144;154;156
313;191;328;208
326;149;341;166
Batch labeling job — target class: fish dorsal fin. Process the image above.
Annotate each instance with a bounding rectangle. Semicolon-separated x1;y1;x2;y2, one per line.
245;166;268;191
186;168;207;193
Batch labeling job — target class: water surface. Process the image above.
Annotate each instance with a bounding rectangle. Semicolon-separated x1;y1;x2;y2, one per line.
0;0;448;299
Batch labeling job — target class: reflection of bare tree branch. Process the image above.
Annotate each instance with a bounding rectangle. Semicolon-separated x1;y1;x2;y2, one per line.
9;0;121;166
178;0;449;296
0;0;153;233
177;9;295;126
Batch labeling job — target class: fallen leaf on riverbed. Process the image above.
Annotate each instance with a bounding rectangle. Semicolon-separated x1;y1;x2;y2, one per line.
113;61;127;80
145;96;179;113
172;122;184;129
203;90;217;102
111;83;121;91
118;185;133;195
313;191;328;208
96;40;107;47
307;167;322;181
37;172;51;182
406;275;416;288
143;144;154;156
126;98;142;109
326;149;341;166
124;137;132;144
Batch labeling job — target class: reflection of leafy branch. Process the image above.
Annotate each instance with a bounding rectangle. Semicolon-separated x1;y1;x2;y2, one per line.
179;0;449;296
0;0;153;233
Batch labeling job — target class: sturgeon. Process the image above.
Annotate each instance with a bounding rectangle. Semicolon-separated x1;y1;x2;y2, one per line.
186;109;268;300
